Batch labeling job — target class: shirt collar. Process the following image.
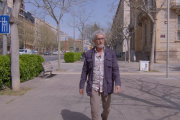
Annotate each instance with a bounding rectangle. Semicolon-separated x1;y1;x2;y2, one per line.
94;46;105;53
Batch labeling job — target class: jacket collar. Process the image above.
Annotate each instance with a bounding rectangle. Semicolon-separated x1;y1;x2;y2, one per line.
90;46;110;53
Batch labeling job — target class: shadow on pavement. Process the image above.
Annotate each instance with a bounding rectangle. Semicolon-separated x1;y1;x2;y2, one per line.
40;74;57;78
113;75;180;119
61;109;91;120
170;67;180;71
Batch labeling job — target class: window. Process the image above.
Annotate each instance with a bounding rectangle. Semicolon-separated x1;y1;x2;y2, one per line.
178;32;180;40
178;15;180;40
151;0;153;7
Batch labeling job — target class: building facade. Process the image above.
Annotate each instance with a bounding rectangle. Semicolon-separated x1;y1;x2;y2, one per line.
111;0;130;57
118;0;180;63
18;11;35;50
0;0;68;54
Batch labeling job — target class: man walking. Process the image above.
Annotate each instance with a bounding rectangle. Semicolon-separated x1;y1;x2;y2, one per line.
79;30;121;120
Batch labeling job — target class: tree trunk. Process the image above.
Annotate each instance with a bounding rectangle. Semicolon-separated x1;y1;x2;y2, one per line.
149;20;156;71
57;23;61;70
127;38;131;63
10;0;22;91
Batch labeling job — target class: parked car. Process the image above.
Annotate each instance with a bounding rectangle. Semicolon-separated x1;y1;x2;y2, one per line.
53;51;58;55
116;52;121;58
32;51;38;55
44;51;51;56
60;51;64;55
19;49;32;55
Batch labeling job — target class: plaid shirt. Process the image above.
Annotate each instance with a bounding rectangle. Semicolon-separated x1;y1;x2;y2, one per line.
92;48;104;93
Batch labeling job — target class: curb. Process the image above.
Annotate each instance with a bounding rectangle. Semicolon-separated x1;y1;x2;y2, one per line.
52;71;180;75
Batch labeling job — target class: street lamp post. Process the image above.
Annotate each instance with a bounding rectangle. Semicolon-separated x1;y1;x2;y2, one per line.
125;39;127;62
2;0;8;55
166;0;169;78
73;5;76;52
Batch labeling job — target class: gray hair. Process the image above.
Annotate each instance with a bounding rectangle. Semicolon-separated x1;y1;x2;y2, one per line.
92;30;106;41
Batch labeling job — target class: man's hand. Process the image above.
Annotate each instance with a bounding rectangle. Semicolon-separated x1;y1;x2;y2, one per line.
115;86;121;94
79;89;84;96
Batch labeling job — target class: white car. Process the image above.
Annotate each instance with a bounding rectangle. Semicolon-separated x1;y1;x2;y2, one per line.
53;51;58;55
19;49;32;55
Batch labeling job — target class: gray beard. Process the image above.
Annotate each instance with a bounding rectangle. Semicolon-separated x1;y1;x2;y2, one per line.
96;44;104;48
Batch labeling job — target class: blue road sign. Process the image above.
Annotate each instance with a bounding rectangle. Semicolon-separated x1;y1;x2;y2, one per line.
0;15;10;34
85;47;88;51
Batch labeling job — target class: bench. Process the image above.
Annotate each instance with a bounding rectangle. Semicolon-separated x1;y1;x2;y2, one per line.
41;62;53;78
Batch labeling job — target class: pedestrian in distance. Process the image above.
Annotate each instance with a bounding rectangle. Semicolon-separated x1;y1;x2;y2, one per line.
82;50;86;61
79;30;121;120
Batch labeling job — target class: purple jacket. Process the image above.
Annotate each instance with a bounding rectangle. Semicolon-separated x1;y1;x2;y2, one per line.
79;47;121;96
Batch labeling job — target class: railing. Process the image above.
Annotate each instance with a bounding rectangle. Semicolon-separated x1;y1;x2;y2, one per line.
171;0;180;6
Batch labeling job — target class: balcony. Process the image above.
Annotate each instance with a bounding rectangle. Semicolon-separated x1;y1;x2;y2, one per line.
137;12;148;21
171;1;180;13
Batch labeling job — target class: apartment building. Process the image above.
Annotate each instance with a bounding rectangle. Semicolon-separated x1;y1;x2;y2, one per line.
0;0;24;53
111;0;130;56
0;0;68;54
18;11;35;50
128;0;180;63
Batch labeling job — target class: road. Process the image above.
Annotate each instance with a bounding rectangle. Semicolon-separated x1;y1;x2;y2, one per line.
42;54;64;62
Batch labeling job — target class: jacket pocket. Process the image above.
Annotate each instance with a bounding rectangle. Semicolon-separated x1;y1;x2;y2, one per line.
106;77;113;93
106;58;112;77
86;82;91;94
106;57;112;67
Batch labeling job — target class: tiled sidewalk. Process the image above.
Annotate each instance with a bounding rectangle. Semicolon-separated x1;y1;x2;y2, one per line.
0;73;180;120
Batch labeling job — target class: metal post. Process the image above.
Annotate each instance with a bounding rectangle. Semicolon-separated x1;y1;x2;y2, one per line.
73;5;76;52
166;0;169;78
2;0;7;55
125;39;126;62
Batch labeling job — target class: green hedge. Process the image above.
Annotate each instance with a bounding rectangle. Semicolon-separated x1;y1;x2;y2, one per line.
64;52;82;63
0;54;44;90
19;54;44;82
0;55;11;89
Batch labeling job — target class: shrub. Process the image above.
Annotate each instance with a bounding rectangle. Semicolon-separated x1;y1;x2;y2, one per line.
74;52;82;61
64;52;81;63
19;54;44;82
0;54;44;90
0;55;11;89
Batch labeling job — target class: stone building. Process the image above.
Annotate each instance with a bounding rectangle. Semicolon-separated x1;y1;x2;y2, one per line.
111;0;130;58
128;0;180;62
0;0;68;54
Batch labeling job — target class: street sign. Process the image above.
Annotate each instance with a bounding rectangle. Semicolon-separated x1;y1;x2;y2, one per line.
59;33;68;41
85;47;88;51
0;15;10;34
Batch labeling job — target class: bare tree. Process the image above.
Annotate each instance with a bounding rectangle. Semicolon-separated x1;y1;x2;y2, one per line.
26;0;87;71
125;0;167;70
18;17;35;49
69;8;92;51
83;23;101;46
9;0;22;91
36;23;57;53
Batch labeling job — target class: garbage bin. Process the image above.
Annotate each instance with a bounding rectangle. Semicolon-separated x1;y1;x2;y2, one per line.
139;60;149;71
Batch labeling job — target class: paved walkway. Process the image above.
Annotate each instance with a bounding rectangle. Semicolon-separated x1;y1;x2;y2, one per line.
0;60;180;120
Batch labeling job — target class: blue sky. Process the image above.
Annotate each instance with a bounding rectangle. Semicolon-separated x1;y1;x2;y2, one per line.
24;0;119;39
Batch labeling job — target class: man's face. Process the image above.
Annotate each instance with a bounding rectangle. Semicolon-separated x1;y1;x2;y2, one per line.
94;34;105;48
